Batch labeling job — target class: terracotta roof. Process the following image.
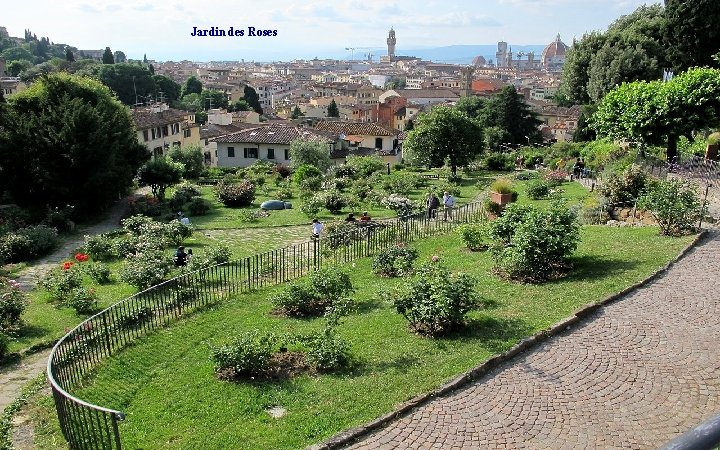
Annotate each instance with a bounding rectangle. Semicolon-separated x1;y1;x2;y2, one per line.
315;121;399;136
393;89;459;99
200;123;253;140
210;125;334;145
542;34;569;60
132;108;189;130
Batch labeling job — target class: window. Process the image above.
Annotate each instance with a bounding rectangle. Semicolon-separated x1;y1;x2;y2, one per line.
244;148;258;158
163;125;169;136
375;137;383;149
142;130;149;141
151;128;157;140
284;149;290;160
184;129;191;138
267;148;275;160
227;147;235;157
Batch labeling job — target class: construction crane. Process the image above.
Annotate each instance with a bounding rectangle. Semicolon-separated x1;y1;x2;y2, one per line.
345;47;375;61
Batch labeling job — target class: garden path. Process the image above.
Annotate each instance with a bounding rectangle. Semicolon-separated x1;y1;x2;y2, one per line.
343;229;720;449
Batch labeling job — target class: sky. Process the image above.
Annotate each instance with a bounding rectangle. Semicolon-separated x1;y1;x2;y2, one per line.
4;0;663;62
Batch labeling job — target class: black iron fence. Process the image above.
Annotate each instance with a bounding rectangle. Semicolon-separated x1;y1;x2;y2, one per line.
47;202;485;450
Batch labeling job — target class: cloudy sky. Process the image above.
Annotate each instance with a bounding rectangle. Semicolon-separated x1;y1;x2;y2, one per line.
4;0;662;61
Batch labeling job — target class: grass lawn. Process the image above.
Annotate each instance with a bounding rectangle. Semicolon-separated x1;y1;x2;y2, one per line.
30;226;693;449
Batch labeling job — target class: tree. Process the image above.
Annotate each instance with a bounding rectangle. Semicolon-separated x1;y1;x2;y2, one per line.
102;47;114;64
167;144;205;179
291;105;303;119
229;99;251;112
478;86;541;145
113;50;127;63
6;60;32;77
200;89;229;110
288;139;331;172
1;47;35;64
483;126;510;151
65;48;75;62
243;85;263;114
96;63;156;105
0;73;149;213
455;96;487;119
403;106;483;176
405;119;414;131
573;104;598;142
592;67;720;161
152;74;181;103
664;0;720;72
181;76;202;97
327;99;339;117
148;64;155;75
138;157;184;201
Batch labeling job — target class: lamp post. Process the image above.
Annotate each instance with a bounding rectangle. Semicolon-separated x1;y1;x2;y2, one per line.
525;135;530;146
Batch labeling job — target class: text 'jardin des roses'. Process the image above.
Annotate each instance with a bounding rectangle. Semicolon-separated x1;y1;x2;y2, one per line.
191;26;278;37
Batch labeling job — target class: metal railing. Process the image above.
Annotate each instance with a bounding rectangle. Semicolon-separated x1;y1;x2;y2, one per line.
47;202;485;449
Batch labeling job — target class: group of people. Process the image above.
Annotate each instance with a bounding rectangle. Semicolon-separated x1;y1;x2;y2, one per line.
174;246;193;266
311;211;373;239
426;191;455;221
557;157;590;178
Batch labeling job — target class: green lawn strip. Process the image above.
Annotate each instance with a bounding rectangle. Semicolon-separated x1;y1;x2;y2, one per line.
513;179;595;207
33;226;692;449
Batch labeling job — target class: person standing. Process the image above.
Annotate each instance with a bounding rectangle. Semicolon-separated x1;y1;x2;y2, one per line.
174;246;188;266
443;191;455;221
311;218;324;239
427;192;440;219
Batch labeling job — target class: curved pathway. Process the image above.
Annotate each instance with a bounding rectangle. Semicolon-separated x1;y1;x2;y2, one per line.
345;231;720;449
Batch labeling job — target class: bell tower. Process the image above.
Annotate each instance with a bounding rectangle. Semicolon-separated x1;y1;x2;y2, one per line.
387;27;396;61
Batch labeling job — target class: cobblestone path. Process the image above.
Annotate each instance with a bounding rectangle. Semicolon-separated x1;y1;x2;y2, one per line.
346;231;720;449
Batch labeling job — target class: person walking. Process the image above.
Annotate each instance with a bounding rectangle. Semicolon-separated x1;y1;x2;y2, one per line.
442;191;455;221
311;218;324;239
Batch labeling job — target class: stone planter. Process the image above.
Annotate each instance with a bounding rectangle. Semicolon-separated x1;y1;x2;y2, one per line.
490;191;513;206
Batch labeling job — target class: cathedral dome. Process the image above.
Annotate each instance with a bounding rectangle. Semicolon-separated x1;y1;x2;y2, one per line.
541;34;568;70
472;55;487;66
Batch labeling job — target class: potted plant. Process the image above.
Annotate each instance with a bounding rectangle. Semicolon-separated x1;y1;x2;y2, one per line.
489;178;516;206
706;132;720;161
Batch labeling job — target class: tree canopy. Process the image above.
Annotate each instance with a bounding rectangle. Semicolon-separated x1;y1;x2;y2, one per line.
181;76;202;97
152;74;181;104
96;63;156;105
138;157;184;201
288;139;331;172
243;85;263;114
403;106;483;175
0;73;149;213
102;47;114;64
664;0;720;72
327;99;339;117
167;143;205;179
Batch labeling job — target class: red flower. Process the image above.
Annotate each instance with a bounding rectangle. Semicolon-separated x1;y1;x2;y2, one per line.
62;261;74;270
74;253;89;262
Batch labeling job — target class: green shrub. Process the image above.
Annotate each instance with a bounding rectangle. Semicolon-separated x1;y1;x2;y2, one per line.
164;221;193;246
117;306;154;330
323;190;347;213
237;209;259;223
300;329;350;372
382;173;419;195
0;225;58;263
490;202;580;282
68;288;98;314
599;164;648;206
172;183;202;205
346;155;386;178
215;181;256;207
579;197;611;225
43;205;75;233
186;244;232;271
271;266;353;317
293;164;323;184
40;266;83;301
637;178;705;236
393;261;478;336
0;233;31;264
299;176;323;196
514;171;538;181
186;197;212;216
382;194;418;218
456;222;491;251
211;330;277;377
372;244;419;277
83;233;116;261
0;332;8;359
0;279;27;333
484;152;515;171
84;262;112;284
484;198;503;216
438;184;461;198
276;185;293;200
120;250;173;290
300;195;324;218
525;179;551;200
122;215;156;235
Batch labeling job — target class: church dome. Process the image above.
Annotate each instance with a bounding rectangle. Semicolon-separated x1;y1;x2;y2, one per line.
472;55;487;66
542;34;568;61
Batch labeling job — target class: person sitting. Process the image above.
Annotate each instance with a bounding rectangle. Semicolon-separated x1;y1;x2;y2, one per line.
345;213;357;222
359;211;371;221
174;246;188;267
179;215;191;226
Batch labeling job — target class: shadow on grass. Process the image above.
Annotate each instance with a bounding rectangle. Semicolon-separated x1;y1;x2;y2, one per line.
561;255;640;283
18;323;52;340
437;315;534;354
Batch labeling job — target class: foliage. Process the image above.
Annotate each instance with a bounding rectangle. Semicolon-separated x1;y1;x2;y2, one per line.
437;184;461;198
186;244;232;271
404;105;483;175
484;152;515;171
372;243;419;277
599;164;648;206
484;199;503;216
525;179;551;200
476;86;542;145
152;74;181;103
68;287;97;314
120;250;173;290
0;225;58;264
215;180;256;207
211;330;277;376
138;157;184;201
0;332;7;360
199;89;229;110
300;329;350;372
271;266;354;317
300;195;324;218
181;76;202;97
242;85;263;114
543;170;567;187
456;222;491;251
40;266;83;301
664;0;720;72
187;197;212;216
322;190;347;213
95;63;155;105
327;99;339;117
579;197;611;225
637;178;705;236
382;194;418;218
0;279;27;333
293;164;323;184
393;261;478;336
346;155;385;178
84;262;112;284
171;183;202;206
167;144;205;179
101;47;114;64
163;220;193;245
289;139;331;172
0;73;149;214
83;233;116;261
489;178;514;194
489;202;580;283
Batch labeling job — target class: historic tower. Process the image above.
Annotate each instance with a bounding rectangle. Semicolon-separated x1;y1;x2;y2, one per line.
387;27;396;61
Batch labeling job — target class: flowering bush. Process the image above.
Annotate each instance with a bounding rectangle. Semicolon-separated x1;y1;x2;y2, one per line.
68;288;98;314
525;179;552;200
84;261;112;284
127;194;162;217
185;244;232;271
393;261;478;336
172;183;202;205
164;221;193;246
637;178;705;236
186;197;211;216
1;279;27;333
120;250;173;290
40;265;83;301
74;253;89;262
382;194;418;218
211;330;278;377
544;170;567;187
83;233;116;261
372;243;419;277
215;180;256;207
599;164;648;206
323;190;347;213
300;195;324;218
0;225;59;264
456;222;491;251
271;266;354;317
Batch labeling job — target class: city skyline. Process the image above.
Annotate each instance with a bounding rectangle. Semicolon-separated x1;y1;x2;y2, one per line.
6;0;662;62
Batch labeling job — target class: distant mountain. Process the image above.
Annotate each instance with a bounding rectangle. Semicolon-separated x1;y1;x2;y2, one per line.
397;44;547;65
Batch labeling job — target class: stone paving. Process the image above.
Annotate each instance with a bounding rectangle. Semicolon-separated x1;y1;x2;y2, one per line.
345;231;720;449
